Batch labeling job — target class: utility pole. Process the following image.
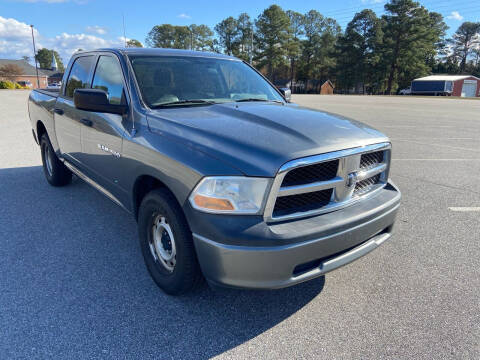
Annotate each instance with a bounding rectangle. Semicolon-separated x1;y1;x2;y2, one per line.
30;25;40;88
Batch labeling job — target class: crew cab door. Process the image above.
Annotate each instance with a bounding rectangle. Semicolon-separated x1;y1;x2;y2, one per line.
77;54;130;205
54;55;95;165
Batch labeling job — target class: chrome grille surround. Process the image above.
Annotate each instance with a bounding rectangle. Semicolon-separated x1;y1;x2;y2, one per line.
264;142;391;222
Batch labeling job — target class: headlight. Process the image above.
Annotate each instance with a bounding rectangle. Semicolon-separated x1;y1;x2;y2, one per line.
189;176;271;214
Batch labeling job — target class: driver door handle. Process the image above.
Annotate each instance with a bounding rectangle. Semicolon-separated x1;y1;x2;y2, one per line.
53;108;64;115
80;118;93;127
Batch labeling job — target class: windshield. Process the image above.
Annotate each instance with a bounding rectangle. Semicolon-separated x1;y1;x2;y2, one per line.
128;55;284;108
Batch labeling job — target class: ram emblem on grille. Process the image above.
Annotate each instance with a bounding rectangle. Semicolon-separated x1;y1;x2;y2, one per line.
346;172;357;188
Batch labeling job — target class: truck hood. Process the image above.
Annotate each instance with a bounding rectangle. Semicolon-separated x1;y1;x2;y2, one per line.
147;102;389;176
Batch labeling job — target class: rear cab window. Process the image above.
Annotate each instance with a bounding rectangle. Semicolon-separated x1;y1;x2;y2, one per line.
64;56;95;98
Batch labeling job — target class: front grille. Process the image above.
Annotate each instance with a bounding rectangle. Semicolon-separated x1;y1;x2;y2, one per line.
360;151;384;169
281;159;338;187
265;143;391;222
273;189;333;217
354;174;381;195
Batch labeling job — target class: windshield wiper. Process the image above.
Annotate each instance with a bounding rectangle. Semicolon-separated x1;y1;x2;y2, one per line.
151;99;216;108
235;98;283;104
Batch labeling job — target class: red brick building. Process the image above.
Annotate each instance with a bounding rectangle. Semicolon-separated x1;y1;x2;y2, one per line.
0;59;48;88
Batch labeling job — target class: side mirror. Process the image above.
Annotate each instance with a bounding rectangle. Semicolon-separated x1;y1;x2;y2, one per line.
277;87;292;102
73;89;128;115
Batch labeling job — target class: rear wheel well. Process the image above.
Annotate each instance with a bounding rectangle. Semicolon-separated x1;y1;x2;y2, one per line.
133;175;174;221
36;121;47;143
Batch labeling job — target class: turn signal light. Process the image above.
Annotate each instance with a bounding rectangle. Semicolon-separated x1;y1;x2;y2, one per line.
193;194;235;211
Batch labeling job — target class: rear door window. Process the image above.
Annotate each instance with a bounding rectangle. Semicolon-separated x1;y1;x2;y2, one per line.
91;56;125;105
64;56;94;98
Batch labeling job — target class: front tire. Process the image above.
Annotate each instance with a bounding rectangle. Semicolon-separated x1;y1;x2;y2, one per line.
138;189;203;295
40;133;72;187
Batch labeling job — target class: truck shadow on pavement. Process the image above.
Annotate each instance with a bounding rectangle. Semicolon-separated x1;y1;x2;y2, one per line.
0;166;325;359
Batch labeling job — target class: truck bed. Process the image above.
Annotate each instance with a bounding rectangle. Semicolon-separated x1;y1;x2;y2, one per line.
28;89;59;145
34;88;60;98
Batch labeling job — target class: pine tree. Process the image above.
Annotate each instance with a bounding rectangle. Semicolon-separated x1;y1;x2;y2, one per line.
286;10;304;90
382;0;446;94
254;5;291;80
449;22;480;73
336;10;383;93
214;17;240;55
298;10;340;89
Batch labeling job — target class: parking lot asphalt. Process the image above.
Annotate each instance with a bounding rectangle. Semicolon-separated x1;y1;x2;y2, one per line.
0;90;479;359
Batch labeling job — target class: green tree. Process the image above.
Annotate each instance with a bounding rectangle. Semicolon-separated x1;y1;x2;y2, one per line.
146;24;190;49
236;13;253;61
336;10;383;93
173;26;191;49
189;24;214;51
382;0;446;94
298;10;340;89
126;39;143;47
473;47;480;68
286;10;304;89
214;17;240;55
22;55;30;62
254;5;291;80
449;22;480;73
35;48;65;72
432;57;459;75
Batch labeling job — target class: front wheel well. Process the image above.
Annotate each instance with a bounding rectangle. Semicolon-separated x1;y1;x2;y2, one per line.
133;175;177;221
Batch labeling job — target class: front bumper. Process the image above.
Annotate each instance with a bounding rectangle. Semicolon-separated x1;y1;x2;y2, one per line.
187;181;401;289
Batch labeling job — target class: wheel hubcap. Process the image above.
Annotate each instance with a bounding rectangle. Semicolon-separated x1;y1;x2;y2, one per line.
149;214;176;272
44;145;54;176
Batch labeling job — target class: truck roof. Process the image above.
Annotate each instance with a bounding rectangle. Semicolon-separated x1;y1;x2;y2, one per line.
74;47;240;61
414;75;480;81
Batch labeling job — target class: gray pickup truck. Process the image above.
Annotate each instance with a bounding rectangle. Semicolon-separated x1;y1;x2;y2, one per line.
28;48;400;295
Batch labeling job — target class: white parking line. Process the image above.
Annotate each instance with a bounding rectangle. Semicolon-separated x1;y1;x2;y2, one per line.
449;207;480;212
391;138;474;140
382;125;455;128
382;125;417;128
393;139;480;153
392;159;480;161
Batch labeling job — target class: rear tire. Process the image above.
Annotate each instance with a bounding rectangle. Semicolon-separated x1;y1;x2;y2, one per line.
40;133;72;187
138;188;203;295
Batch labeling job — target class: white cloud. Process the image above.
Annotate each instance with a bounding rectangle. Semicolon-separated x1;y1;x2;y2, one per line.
447;11;463;21
177;13;191;19
48;33;122;60
0;16;40;60
86;25;107;35
0;15;122;64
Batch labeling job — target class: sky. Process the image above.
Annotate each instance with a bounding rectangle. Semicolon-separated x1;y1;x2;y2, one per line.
0;0;478;65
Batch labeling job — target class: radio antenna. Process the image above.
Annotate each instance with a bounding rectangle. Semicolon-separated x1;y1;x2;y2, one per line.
122;13;127;47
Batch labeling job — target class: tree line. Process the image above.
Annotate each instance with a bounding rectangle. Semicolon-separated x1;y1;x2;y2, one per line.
140;0;480;94
21;0;480;94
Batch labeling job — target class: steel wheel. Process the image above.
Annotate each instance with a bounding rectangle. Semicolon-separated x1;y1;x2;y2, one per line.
44;143;54;177
149;214;176;272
